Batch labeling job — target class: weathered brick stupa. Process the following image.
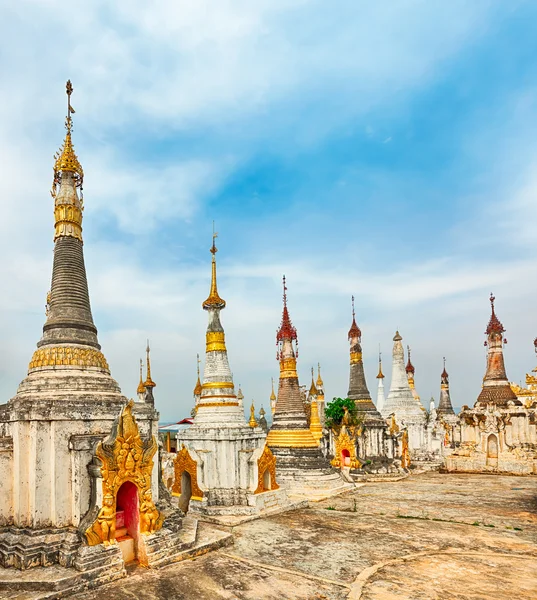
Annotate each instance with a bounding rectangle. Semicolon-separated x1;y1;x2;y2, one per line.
446;295;537;474
266;278;351;498
381;331;428;453
0;83;215;592
173;235;289;520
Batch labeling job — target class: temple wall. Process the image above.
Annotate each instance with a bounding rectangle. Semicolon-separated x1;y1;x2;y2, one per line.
0;434;13;526
5;401;158;530
176;429;267;504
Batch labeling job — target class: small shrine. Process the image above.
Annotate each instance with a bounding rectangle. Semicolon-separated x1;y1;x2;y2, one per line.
446;295;537;474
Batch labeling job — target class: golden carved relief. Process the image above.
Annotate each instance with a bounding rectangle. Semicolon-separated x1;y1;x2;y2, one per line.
202;381;235;390
197;400;239;407
350;351;363;364
29;346;110;372
254;445;279;494
205;331;227;352
85;401;163;546
280;357;298;378
54;204;83;242
172;445;204;500
331;429;361;469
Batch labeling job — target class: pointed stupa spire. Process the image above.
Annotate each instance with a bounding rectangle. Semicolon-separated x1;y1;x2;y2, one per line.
438;357;456;416
376;349;385;379
316;363;324;388
249;401;258;428
476;294;518;406
346;296;379;414
192;232;247;427
348;295;361;341
309;366;318;397
137;358;146;396
405;346;415;375
193;353;202;397
277;275;298;343
143;340;156;388
267;276;318;448
24;82;121;398
381;330;426;421
269;377;277;414
203;226;226;310
376;347;385;413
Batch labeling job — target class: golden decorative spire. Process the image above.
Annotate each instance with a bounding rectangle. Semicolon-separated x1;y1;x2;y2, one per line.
249;402;258;427
193;353;202;396
51;80;85;243
144;340;156;388
376;348;385;379
53;80;84;188
309;366;318;396
137;358;146;394
316;363;324;388
270;377;276;401
202;226;226;310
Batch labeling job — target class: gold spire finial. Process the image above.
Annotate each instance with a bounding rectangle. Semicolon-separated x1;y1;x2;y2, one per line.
316;362;324;388
51;80;85;242
144;340;156;388
376;346;385;379
309;366;318;396
270;377;276;401
193;353;202;396
53;80;84;187
249;401;258;428
203;225;226;310
137;358;146;394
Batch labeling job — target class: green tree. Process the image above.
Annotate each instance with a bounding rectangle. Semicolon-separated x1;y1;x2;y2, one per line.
324;397;360;429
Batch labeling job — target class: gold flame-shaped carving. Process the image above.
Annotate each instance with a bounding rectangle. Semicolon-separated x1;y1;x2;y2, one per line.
85;400;163;546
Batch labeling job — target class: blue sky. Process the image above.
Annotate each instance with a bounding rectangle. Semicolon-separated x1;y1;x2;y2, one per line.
1;1;536;421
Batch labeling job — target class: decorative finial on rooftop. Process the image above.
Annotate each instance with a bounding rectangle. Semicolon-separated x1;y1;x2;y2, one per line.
137;358;146;395
309;366;318;396
316;362;324;388
203;225;226;310
53;80;84;189
144;339;156;388
377;347;385;379
486;292;505;336
348;295;361;340
276;275;298;343
270;377;276;401
405;345;415;374
193;353;202;396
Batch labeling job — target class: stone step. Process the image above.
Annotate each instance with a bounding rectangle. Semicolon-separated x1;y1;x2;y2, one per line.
148;524;233;570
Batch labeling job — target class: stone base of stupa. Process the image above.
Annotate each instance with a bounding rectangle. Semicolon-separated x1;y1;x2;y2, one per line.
445;446;537;475
444;404;537;475
186;490;306;526
173;426;302;523
269;446;354;500
0;517;232;597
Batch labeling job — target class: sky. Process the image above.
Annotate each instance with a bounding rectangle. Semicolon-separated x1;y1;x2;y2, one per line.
0;1;537;422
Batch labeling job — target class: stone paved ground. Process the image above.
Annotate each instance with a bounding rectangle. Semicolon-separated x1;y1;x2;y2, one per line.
70;473;537;600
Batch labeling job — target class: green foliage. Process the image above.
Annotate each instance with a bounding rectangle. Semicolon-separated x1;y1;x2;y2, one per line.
324;397;359;429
